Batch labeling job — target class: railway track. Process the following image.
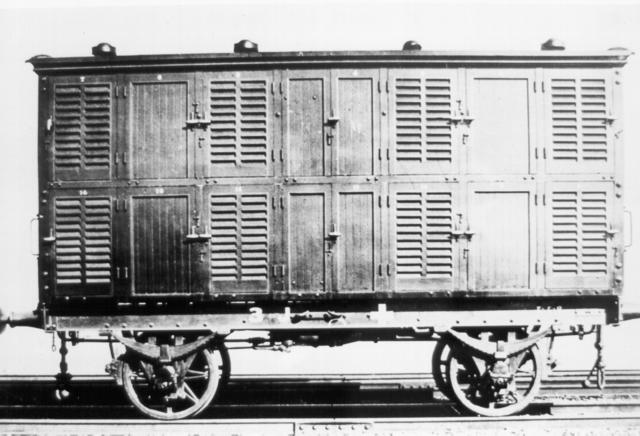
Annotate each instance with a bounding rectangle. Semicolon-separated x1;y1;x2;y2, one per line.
1;415;640;436
0;370;638;420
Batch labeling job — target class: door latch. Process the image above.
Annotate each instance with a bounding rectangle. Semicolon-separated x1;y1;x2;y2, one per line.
186;103;211;129
184;226;211;244
328;224;341;240
326;131;334;146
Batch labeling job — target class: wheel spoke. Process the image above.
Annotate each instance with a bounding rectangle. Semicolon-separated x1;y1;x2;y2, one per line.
185;369;208;381
183;382;200;405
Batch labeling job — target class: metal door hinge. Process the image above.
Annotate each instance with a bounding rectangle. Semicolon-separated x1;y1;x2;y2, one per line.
116;85;128;98
116;266;129;280
114;199;128;212
115;152;127;166
271;265;285;279
115;198;128;212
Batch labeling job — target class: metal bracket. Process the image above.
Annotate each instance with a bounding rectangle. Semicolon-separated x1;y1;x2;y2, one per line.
185;118;212;129
326;116;340;125
290;311;346;324
184;226;212;244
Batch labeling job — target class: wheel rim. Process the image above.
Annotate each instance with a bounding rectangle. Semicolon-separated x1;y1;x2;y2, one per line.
121;347;223;420
431;339;454;400
447;344;542;417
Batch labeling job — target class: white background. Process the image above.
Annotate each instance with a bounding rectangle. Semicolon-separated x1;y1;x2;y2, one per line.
0;0;639;375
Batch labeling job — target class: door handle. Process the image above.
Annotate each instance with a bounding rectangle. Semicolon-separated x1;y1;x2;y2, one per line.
328;224;341;240
326;131;334;146
184;226;211;244
30;215;43;256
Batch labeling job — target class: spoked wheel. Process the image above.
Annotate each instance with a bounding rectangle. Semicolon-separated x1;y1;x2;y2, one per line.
431;339;454;400
447;343;543;417
121;346;226;420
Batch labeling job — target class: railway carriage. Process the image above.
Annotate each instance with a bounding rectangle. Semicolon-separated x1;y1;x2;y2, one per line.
1;38;635;419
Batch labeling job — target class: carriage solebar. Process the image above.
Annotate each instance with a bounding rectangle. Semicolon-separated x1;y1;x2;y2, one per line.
0;39;635;419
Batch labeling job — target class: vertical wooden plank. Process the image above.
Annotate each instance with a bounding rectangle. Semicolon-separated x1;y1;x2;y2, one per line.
467;70;534;175
283;71;330;177
335;189;376;292
283;186;330;293
130;192;194;294
129;76;191;179
334;72;377;176
468;185;534;291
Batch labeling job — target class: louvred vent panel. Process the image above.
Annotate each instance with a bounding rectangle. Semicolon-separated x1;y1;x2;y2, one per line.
550;78;609;163
54;197;112;290
53;84;112;179
209;79;269;174
396;191;453;278
551;190;608;276
210;193;269;282
395;78;453;163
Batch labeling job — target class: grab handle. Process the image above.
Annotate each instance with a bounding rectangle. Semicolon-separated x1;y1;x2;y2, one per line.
625;209;633;249
30;214;43;256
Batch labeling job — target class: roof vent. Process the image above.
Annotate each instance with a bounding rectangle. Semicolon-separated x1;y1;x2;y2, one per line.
92;42;117;57
540;38;565;51
402;40;422;51
234;39;259;53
